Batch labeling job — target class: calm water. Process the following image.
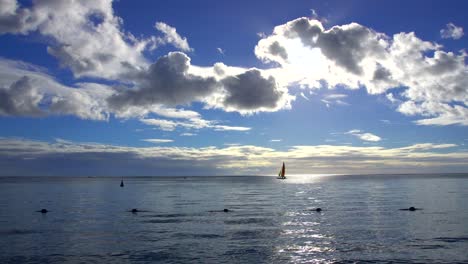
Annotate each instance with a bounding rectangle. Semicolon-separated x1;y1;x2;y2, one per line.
1;175;468;263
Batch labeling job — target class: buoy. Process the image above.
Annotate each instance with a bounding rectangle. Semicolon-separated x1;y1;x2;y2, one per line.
409;206;416;211
223;208;229;212
315;208;322;212
131;208;138;213
40;209;48;213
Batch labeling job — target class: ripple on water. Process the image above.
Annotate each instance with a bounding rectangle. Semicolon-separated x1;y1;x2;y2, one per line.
0;229;40;235
224;217;276;225
172;233;224;239
433;236;468;243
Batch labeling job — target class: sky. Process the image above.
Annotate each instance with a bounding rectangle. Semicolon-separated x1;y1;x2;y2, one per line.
0;0;467;176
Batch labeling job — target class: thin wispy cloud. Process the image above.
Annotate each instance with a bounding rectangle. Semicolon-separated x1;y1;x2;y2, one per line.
142;139;174;143
216;47;225;55
1;137;466;176
346;129;382;142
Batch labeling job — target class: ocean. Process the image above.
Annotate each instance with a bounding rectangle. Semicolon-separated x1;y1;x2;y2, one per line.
1;174;467;263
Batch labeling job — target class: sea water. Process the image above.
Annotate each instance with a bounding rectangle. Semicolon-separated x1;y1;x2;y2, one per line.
1;174;467;263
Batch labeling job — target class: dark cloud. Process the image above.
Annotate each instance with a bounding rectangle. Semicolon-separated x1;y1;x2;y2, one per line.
284;18;322;46
268;41;288;60
221;69;282;110
108;52;219;109
0;76;44;116
281;18;386;75
373;65;392;81
316;24;385;75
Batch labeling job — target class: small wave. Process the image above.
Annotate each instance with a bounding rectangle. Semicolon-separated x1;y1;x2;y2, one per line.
142;213;188;218
142;219;189;224
433;237;468;243
224;217;275;225
172;233;223;239
0;229;39;235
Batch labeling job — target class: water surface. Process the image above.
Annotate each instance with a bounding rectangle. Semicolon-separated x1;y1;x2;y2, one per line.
1;174;467;263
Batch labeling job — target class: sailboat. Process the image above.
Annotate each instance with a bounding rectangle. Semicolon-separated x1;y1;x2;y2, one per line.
277;162;286;179
120;179;124;187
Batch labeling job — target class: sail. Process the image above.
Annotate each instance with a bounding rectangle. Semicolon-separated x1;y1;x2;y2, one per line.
277;162;286;179
281;162;285;178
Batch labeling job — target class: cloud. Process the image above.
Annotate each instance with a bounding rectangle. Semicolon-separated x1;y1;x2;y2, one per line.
108;52;219;108
142;139;174;144
0;58;112;120
321;93;349;107
0;76;44;116
154;22;192;52
180;133;196;136
220;69;286;112
140;119;178;131
0;137;466;176
0;0;155;79
140;117;251;132
213;125;251;131
255;18;468;126
346;129;381;142
109;52;291;115
216;47;225;55
270;139;282;142
440;23;464;40
300;92;309;101
0;1;194;79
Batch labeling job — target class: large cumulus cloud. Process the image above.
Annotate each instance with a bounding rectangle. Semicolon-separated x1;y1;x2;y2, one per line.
108;52;218;108
108;52;291;114
256;17;468;126
0;0;194;79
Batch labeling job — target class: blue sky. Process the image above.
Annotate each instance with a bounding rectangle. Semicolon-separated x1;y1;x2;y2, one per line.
0;0;467;176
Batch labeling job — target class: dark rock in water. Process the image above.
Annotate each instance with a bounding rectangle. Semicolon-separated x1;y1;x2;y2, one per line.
223;209;229;212
131;209;138;213
39;209;48;213
399;206;420;211
316;208;322;212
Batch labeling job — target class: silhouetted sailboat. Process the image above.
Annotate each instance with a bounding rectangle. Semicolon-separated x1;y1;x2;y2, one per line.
277;162;286;179
120;179;124;187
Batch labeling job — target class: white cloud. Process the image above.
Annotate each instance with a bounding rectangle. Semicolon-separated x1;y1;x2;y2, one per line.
142;139;174;144
0;0;154;79
357;133;382;142
140;114;251;132
216;47;225;55
213;125;251;131
0;58;112;120
270;139;282;142
300;92;309;101
154;22;192;52
140;119;178;131
255;18;468;126
321;93;349;107
346;129;381;142
440;23;464;40
180;133;196;136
